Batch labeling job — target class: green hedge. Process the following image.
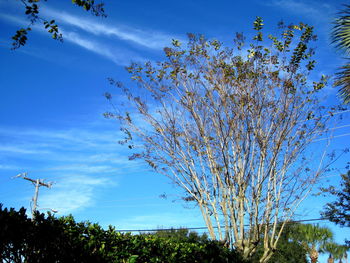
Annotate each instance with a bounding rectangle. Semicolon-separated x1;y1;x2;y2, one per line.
0;205;246;263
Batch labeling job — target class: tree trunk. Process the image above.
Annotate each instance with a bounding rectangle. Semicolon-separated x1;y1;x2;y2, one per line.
328;254;334;263
259;250;274;263
310;246;319;263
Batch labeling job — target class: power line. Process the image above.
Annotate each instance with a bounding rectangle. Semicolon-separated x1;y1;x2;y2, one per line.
313;132;350;142
297;109;350;123
115;217;333;232
91;203;171;209
329;123;350;130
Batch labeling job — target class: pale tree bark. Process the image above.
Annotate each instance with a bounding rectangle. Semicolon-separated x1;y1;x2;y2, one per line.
106;19;341;262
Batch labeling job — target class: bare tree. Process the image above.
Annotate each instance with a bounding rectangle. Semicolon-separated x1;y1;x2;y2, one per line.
106;18;334;262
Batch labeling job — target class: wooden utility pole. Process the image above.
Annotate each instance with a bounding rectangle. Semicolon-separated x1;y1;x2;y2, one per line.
14;172;53;218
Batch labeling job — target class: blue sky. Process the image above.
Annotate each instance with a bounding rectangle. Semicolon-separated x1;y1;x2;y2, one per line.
1;0;350;257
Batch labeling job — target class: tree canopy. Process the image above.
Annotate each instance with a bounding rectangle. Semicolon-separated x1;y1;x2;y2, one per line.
106;17;336;262
283;223;348;263
322;170;350;228
291;224;334;263
322;170;350;246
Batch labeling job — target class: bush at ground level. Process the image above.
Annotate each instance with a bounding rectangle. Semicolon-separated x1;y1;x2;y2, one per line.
0;205;247;263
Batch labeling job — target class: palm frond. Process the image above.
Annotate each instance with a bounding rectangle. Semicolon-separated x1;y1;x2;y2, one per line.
332;5;350;54
334;62;350;104
332;5;350;104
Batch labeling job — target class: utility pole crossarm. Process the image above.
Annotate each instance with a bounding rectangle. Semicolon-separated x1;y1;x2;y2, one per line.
22;177;52;188
13;172;53;218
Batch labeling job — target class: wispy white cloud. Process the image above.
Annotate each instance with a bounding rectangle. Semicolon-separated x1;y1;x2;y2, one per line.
0;145;51;155
46;164;116;173
0;125;141;162
62;30;146;65
0;13;146;65
0;122;146;214
264;0;335;23
39;174;113;214
43;9;178;50
0;123;131;214
0;164;21;170
0;126;121;148
0;13;25;24
0;3;180;64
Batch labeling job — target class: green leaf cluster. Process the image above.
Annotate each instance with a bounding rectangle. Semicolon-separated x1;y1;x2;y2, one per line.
11;0;106;49
0;205;247;263
322;170;350;246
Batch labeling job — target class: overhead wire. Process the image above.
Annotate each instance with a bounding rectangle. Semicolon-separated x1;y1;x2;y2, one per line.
313;132;350;142
297;109;350;123
114;217;340;232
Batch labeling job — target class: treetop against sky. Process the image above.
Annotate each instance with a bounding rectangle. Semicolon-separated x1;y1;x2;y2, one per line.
0;0;349;259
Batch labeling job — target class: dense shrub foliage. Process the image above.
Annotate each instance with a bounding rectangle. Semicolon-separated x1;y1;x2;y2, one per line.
0;205;246;263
